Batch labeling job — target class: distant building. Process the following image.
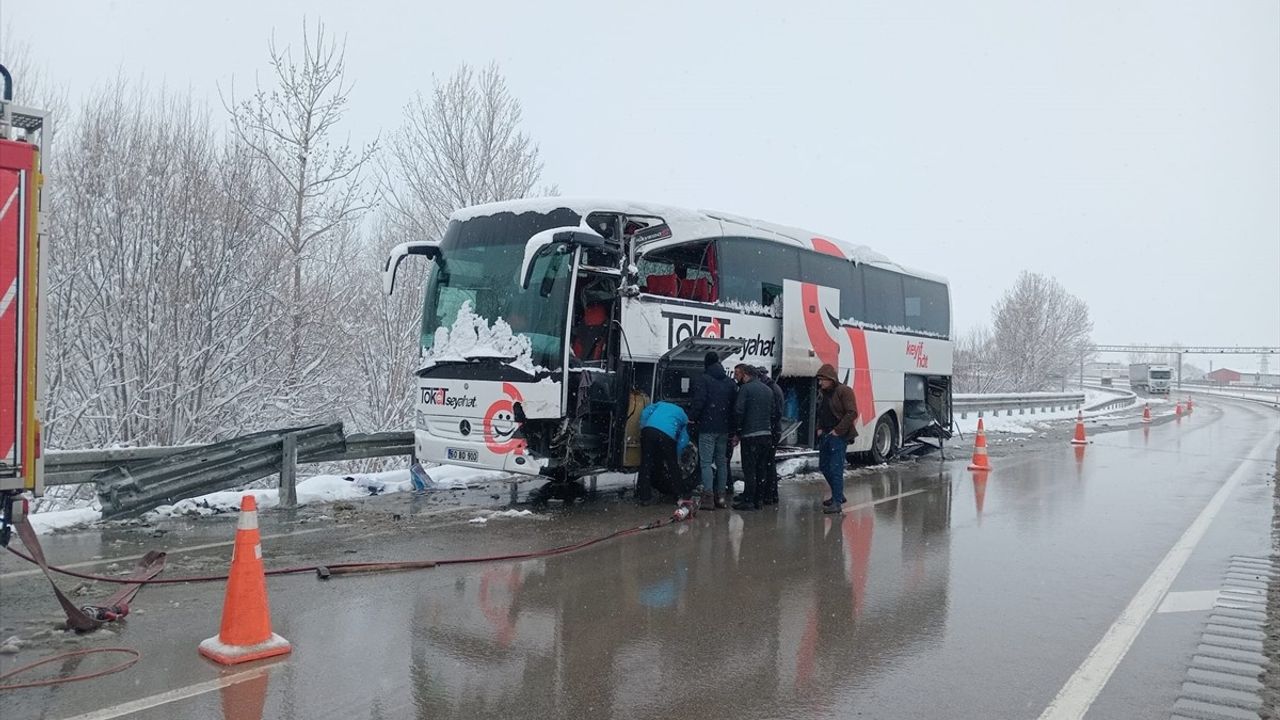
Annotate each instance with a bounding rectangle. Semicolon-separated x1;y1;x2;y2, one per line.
1241;372;1280;388
1206;368;1241;385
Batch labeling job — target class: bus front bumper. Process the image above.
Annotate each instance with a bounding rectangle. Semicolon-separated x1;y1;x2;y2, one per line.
415;429;549;477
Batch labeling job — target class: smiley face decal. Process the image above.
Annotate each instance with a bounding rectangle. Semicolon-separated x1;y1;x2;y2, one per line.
483;383;527;455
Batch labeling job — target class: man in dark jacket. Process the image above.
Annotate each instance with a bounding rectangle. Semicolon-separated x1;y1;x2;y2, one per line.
732;364;777;511
815;363;859;514
755;366;785;505
689;352;737;510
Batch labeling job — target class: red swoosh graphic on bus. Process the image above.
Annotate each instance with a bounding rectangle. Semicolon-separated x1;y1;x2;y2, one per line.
811;237;845;259
801;283;840;369
844;327;876;426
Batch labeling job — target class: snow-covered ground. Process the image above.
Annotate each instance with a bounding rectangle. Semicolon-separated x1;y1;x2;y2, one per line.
27;506;104;534
26;464;512;534
953;393;1170;435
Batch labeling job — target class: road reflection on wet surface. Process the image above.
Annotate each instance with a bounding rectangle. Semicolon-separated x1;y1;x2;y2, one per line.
3;397;1277;720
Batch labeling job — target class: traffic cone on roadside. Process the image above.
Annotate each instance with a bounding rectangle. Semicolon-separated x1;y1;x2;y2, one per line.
1175;402;1183;419
1142;404;1152;424
1186;396;1194;413
967;418;991;471
198;495;292;665
1071;411;1088;445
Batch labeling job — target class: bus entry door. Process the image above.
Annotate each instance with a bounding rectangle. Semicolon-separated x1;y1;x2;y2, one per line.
780;279;843;378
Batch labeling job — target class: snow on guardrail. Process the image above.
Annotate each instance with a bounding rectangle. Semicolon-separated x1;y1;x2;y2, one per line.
952;392;1085;420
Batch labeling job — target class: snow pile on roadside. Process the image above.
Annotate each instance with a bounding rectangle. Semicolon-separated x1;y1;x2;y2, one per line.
422;301;541;374
953;409;1078;435
25;463;517;533
149;469;417;518
469;508;540;524
417;464;511;490
28;506;103;534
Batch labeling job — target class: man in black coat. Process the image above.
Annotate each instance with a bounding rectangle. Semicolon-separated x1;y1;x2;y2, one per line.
755;366;785;505
689;352;737;510
731;364;778;511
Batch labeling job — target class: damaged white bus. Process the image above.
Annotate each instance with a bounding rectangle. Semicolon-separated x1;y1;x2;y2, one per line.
385;198;953;483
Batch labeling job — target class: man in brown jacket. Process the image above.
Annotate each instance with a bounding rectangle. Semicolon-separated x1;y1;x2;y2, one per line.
815;363;858;514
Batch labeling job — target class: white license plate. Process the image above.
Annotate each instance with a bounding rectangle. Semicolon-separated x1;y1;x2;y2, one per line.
446;448;479;463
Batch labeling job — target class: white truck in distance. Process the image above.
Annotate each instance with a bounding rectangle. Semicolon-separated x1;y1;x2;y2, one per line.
1129;363;1172;394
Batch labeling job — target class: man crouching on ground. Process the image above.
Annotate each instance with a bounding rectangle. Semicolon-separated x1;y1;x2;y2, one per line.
637;399;693;507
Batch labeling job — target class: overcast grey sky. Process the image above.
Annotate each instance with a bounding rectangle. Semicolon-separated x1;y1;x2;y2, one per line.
9;0;1280;368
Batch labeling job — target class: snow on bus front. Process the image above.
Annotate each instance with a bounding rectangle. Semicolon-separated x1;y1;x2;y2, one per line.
415;302;561;476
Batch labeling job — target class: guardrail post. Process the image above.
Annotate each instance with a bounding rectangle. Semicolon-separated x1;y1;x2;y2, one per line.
280;432;298;509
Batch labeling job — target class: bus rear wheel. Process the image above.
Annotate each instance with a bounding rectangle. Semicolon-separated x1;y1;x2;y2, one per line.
869;414;897;465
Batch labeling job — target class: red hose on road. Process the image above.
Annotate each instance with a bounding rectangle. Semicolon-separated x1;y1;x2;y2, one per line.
4;517;673;586
0;648;140;690
0;516;677;691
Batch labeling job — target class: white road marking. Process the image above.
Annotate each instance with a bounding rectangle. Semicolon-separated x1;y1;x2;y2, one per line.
1037;424;1279;719
844;487;930;512
0;526;331;580
1157;590;1220;614
55;666;273;720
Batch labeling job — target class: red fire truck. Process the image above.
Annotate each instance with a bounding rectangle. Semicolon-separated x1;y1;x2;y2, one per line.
0;65;50;546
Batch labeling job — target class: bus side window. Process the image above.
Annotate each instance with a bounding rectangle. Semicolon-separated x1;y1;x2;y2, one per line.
718;238;800;308
798;250;863;321
638;241;716;301
902;276;950;336
863;265;905;329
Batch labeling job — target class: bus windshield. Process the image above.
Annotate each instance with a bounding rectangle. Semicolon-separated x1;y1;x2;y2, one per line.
420;208;582;371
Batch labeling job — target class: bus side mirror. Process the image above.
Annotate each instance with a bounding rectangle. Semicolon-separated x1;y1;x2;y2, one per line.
384;241;440;295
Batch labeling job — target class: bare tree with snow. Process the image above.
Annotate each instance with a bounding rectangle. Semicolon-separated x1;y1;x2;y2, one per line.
380;62;545;239
44;81;285;449
953;326;1005;393
990;272;1093;392
224;19;376;420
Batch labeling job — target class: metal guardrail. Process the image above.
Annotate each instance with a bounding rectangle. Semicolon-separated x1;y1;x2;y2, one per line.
44;445;204;487
41;427;417;520
1081;384;1138;413
94;424;346;520
44;430;414;488
1182;386;1280;410
952;392;1085;420
314;431;415;462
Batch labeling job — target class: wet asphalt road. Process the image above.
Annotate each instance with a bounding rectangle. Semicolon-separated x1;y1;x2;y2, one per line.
1;396;1277;720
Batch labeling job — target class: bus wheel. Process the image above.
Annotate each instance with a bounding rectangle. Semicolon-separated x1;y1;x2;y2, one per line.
869;415;898;465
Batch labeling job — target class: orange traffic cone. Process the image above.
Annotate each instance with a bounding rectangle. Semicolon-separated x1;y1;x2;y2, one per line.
1186;396;1194;413
967;418;991;471
1071;411;1088;445
1141;403;1152;424
1175;402;1183;419
198;495;292;665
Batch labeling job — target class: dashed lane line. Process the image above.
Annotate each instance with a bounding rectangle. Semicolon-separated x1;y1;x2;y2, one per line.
1036;424;1279;720
55;666;275;720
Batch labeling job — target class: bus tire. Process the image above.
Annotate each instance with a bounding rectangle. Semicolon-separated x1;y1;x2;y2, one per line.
869;414;897;465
